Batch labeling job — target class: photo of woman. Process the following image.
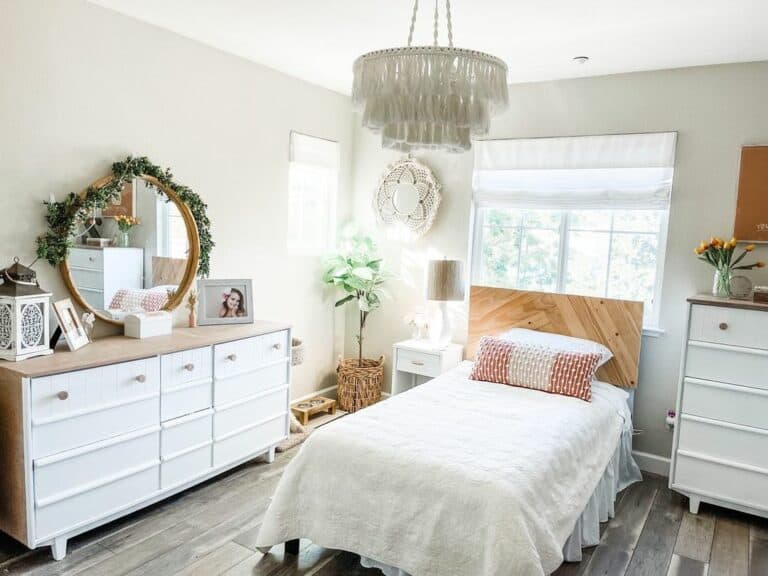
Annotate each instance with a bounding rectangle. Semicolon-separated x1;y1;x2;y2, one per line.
197;279;254;325
220;288;246;318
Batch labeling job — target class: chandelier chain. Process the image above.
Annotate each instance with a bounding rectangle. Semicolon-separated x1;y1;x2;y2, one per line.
407;0;454;47
433;0;439;46
407;0;419;46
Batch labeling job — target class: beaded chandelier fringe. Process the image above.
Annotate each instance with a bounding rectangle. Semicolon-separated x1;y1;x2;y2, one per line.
352;44;508;152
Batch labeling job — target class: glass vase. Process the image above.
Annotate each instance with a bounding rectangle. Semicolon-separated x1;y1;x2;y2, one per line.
116;231;130;248
712;267;731;298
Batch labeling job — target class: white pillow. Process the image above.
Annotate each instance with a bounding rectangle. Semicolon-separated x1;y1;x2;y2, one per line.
499;328;613;367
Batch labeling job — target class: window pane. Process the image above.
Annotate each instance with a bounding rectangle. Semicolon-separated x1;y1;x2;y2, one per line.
483;207;521;229
478;225;521;286
612;210;662;233
523;210;561;230
565;231;611;296
518;228;560;291
569;210;612;231
607;233;658;312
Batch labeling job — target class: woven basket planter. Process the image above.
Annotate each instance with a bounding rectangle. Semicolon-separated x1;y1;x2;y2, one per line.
291;337;304;367
336;356;384;413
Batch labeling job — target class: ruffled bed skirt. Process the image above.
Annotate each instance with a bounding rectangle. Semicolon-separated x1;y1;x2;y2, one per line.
360;424;642;575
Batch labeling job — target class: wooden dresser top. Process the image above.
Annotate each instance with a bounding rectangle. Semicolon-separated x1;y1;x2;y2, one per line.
688;294;768;312
0;321;290;379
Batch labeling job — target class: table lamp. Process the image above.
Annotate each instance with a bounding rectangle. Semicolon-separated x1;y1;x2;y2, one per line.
427;259;465;345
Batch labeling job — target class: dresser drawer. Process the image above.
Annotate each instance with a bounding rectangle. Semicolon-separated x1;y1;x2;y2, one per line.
35;463;159;540
69;248;104;271
161;444;211;490
396;349;441;378
80;287;105;311
34;426;159;508
70;268;104;290
213;331;290;379
214;387;288;440
690;304;768;350
685;342;768;391
677;415;768;470
681;377;768;430
213;360;288;406
31;358;160;458
161;409;213;458
161;347;213;392
213;415;286;468
674;452;768;512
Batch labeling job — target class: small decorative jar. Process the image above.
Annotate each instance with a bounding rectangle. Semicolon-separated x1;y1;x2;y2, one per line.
116;231;131;248
712;267;731;298
0;258;54;362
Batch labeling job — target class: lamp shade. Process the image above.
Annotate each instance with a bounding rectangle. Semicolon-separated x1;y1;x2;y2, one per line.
427;260;465;302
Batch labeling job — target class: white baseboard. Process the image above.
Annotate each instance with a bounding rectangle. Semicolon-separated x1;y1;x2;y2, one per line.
292;384;338;403
633;450;671;477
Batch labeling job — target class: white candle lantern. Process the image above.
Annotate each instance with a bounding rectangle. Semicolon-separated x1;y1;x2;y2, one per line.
0;258;53;362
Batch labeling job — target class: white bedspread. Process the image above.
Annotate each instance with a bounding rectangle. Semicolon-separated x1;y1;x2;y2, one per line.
256;362;630;576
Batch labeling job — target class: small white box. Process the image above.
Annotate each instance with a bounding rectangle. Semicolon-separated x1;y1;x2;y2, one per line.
124;311;173;339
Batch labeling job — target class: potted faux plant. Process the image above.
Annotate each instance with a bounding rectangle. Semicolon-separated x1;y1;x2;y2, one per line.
323;230;387;412
695;236;765;297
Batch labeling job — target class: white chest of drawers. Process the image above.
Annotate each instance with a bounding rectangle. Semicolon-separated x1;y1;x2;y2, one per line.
69;247;144;311
0;322;290;560
670;295;768;518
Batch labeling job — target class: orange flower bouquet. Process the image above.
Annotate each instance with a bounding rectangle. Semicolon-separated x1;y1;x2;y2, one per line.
694;236;764;297
114;215;141;247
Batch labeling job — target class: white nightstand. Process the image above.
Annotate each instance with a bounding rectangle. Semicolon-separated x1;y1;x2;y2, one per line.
391;340;463;395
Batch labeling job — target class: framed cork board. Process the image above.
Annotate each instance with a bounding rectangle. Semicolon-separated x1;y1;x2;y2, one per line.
101;181;135;218
734;146;768;243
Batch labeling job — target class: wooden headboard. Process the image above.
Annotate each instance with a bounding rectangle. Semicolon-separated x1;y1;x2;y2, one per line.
467;286;643;388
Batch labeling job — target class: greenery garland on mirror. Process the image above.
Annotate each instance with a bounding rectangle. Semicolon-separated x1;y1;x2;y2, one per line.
36;156;213;277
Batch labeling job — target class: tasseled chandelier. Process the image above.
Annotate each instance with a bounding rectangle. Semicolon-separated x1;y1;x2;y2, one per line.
352;0;509;153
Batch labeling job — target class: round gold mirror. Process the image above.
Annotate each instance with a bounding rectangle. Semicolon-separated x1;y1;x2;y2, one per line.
61;174;200;326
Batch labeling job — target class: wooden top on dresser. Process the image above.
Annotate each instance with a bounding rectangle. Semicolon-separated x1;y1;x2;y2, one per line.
0;321;290;379
687;294;768;312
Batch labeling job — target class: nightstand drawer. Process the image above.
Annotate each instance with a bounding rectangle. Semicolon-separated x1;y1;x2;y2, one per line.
396;349;440;377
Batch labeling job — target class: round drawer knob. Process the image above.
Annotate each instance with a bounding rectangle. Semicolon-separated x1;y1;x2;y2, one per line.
272;343;282;351
719;322;729;331
227;353;238;362
88;257;95;262
57;391;69;401
135;374;147;383
183;363;195;372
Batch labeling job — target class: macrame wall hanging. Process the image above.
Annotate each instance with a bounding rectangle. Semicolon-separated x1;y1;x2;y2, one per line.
374;156;441;238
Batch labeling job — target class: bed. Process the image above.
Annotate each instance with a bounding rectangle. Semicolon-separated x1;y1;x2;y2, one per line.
255;287;644;575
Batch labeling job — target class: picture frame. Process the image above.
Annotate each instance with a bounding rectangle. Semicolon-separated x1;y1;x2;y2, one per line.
733;145;768;243
197;279;254;325
52;298;90;351
102;180;136;218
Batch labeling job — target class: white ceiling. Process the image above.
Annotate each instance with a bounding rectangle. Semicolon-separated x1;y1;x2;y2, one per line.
88;0;768;94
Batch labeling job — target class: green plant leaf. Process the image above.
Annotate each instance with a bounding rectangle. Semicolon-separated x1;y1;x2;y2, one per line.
334;294;355;307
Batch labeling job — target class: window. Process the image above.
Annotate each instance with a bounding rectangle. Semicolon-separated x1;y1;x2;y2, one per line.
156;198;189;259
288;132;339;255
472;133;676;328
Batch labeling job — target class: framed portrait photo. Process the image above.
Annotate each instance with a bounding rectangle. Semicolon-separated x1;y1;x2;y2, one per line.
52;298;90;351
197;279;254;325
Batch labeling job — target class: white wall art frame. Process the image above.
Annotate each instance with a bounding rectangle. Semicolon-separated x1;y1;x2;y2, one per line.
374;156;442;238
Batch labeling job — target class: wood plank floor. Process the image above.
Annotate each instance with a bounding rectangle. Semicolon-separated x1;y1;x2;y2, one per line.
0;447;766;576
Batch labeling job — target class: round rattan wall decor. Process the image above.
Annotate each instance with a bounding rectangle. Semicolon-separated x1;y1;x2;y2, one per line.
374;156;441;238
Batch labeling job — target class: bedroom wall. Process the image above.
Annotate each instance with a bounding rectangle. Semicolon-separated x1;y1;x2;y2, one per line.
0;0;353;400
347;61;768;463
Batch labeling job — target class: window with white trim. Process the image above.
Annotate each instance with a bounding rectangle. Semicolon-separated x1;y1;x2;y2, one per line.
288;132;339;255
471;133;676;328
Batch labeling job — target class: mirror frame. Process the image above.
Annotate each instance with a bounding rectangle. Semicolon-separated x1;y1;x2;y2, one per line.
60;174;201;326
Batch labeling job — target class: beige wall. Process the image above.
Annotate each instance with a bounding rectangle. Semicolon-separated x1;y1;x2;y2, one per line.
347;61;768;460
0;0;353;400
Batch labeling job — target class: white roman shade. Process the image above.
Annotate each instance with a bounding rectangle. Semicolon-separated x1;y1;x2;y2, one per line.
473;132;677;210
289;131;339;170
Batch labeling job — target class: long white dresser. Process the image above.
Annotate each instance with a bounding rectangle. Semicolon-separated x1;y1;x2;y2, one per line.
670;295;768;517
0;322;290;560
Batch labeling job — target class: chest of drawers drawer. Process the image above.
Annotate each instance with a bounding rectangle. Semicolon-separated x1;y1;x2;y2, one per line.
677;415;768;470
680;377;768;430
685;342;768;391
213;331;289;379
68;248;103;270
161;409;213;490
689;304;768;350
160;346;213;421
30;358;160;458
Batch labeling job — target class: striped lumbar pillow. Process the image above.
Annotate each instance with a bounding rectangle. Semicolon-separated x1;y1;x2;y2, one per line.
470;336;602;401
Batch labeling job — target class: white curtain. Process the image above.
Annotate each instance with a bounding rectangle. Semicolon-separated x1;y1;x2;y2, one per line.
473;132;677;210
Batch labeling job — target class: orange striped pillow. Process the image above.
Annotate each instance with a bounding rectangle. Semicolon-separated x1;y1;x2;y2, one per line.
470;336;601;401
